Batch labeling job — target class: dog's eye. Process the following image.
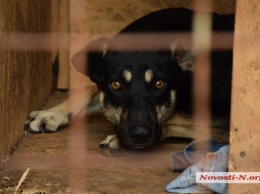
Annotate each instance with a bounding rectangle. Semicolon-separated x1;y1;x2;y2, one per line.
155;80;165;89
111;81;121;90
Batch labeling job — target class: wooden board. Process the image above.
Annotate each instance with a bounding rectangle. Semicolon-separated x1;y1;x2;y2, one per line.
0;0;56;166
228;0;260;193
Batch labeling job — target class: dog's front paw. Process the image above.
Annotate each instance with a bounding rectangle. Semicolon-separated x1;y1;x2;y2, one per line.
99;134;120;150
99;135;122;156
24;109;69;133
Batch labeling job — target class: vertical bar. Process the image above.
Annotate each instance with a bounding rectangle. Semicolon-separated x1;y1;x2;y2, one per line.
192;0;212;142
68;0;88;192
57;0;70;90
68;115;88;192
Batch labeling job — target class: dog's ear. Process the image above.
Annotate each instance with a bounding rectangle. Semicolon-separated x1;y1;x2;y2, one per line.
170;44;194;79
71;37;110;82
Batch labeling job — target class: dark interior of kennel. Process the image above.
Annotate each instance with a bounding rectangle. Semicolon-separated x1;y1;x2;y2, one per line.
0;0;260;193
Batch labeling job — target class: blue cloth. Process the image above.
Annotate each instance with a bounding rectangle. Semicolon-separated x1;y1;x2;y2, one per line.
165;139;228;194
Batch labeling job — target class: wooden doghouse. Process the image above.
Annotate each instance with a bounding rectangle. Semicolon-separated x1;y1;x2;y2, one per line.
0;0;259;193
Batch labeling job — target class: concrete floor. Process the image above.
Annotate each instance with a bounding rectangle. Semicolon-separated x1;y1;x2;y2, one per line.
1;92;191;193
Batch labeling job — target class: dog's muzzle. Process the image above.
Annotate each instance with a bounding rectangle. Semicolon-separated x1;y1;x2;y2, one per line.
115;111;161;149
112;96;164;149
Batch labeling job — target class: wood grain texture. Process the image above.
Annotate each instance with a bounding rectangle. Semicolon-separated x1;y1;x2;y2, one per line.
228;0;260;193
0;0;56;166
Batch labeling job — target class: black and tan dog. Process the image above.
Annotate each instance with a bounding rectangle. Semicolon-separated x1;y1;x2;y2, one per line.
25;8;234;149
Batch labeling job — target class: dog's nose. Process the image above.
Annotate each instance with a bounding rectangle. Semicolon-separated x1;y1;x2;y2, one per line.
131;127;151;144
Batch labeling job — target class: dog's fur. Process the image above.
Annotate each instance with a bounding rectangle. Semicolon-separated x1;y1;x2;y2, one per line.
25;8;234;149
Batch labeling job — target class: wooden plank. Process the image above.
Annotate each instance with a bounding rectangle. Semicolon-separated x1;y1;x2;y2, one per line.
228;0;260;193
0;0;54;166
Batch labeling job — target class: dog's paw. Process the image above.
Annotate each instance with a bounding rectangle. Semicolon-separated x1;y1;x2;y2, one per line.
24;109;69;133
99;135;122;156
99;134;120;150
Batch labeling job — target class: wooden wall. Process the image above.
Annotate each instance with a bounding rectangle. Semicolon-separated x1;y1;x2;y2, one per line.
0;0;58;166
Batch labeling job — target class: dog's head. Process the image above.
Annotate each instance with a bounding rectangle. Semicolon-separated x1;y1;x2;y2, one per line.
72;37;193;149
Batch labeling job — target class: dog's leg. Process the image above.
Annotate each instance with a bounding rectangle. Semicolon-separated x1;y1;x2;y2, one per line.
25;85;99;133
163;113;230;142
25;100;70;133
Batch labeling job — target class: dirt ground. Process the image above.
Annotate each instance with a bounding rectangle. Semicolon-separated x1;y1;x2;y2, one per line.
0;92;191;193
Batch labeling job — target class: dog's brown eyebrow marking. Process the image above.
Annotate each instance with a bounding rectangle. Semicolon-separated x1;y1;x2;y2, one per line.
123;70;132;82
145;69;153;83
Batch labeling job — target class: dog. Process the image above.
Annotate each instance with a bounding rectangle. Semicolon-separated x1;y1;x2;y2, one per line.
24;8;234;150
